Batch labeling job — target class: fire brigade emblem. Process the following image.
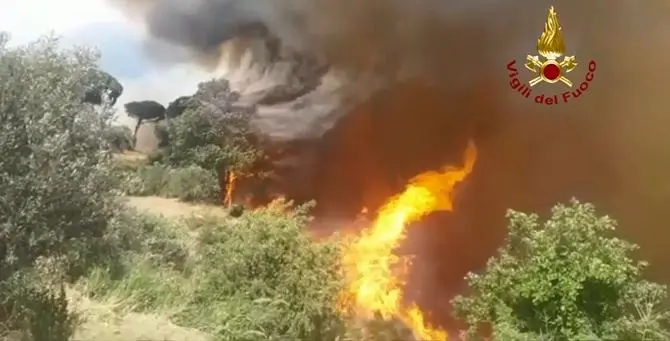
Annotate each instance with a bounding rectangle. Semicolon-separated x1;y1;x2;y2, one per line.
525;6;577;87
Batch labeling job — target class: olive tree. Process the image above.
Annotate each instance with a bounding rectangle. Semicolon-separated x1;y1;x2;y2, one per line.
0;33;120;282
452;199;670;340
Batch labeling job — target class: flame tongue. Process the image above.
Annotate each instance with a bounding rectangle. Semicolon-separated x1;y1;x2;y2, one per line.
224;170;237;207
341;140;477;340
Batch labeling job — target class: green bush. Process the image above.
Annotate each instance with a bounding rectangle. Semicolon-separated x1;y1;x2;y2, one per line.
161;79;261;174
104;125;134;151
452;199;670;341
179;201;348;340
80;209;193;309
0;33;120;280
1;275;75;341
118;164;166;195
147;148;167;164
80;200;351;340
105;209;190;271
0;33;122;337
119;164;219;203
165;166;220;202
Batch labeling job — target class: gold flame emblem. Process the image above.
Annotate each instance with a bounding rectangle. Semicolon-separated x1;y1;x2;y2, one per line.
525;6;577;87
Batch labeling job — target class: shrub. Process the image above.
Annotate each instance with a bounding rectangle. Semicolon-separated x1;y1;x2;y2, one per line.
164;166;220;202
104;125;134;151
161;79;261;173
119;164;219;203
452;199;670;340
155;120;170;147
106;209;190;271
0;275;75;341
79;209;193;310
0;33;120;279
0;32;123;337
229;203;245;217
154;79;264;206
176;200;348;340
85;200;349;340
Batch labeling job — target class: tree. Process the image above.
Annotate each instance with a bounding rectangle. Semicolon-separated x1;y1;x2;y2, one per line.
158;79;262;204
0;33;120;282
164;79;260;171
452;199;670;341
82;68;123;106
124;100;166;139
165;95;196;119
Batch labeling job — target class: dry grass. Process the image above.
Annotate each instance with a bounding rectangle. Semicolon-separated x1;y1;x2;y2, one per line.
69;288;212;341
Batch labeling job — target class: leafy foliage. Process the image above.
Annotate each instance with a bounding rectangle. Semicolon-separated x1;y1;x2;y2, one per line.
0;33;123;339
119;164;219;203
105;209;190;272
0;33;120;281
184;200;347;341
104;125;134;152
80;200;351;341
452;199;670;340
161;78;262;173
1;275;75;341
81;68;123;106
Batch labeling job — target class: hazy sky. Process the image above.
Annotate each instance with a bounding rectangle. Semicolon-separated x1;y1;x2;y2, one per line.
0;0;212;117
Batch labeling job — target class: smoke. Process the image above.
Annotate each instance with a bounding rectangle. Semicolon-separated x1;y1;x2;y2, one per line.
112;0;670;332
109;0;548;140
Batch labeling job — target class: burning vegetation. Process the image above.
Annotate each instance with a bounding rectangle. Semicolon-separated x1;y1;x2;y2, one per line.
340;140;477;339
109;0;670;337
7;0;670;338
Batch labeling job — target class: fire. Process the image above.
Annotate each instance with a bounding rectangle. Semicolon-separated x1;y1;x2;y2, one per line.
223;170;237;207
341;140;477;340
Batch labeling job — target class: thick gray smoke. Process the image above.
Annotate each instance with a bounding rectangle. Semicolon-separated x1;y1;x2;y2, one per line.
110;0;554;140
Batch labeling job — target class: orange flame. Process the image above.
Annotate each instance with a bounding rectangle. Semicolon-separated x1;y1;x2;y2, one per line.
224;170;237;207
341;140;477;340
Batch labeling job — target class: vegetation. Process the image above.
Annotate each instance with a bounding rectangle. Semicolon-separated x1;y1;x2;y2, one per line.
81;67;123;106
452;200;670;340
119;164;220;202
120;78;263;203
0;32;668;341
159;78;261;172
105;125;134;152
0;33;120;339
80;202;349;341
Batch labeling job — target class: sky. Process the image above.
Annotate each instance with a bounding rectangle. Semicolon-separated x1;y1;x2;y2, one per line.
0;0;214;122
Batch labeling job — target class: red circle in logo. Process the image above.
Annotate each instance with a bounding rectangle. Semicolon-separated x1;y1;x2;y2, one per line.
542;63;561;81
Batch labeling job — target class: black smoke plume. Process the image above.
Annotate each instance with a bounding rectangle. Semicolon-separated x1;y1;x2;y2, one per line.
112;0;670;333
